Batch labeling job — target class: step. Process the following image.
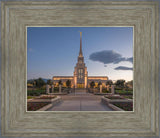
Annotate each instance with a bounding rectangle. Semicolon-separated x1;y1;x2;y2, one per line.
75;88;87;92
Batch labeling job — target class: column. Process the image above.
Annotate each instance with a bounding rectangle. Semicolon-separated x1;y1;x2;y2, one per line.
46;85;49;94
51;85;54;93
59;84;62;93
111;85;115;94
100;85;102;93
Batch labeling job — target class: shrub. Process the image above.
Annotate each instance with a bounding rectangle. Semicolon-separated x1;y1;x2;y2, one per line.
115;87;123;90
115;90;133;95
102;89;110;93
27;89;46;96
54;87;59;92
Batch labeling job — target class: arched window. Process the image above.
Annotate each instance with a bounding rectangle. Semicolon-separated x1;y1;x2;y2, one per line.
78;68;83;79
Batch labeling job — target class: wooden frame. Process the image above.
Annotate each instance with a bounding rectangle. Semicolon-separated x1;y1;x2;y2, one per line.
1;1;159;137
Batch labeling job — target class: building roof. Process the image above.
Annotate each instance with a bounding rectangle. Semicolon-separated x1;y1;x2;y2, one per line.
88;76;108;78
53;76;73;78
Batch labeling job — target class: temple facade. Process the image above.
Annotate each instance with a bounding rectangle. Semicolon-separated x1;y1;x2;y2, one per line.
53;32;108;88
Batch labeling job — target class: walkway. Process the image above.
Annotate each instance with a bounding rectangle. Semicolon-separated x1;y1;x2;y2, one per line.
48;92;113;111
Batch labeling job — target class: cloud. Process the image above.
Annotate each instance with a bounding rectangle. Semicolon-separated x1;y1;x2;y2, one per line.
126;57;133;63
89;50;132;64
114;66;133;70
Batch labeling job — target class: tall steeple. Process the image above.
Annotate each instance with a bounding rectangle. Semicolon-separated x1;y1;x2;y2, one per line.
74;31;88;89
79;32;83;57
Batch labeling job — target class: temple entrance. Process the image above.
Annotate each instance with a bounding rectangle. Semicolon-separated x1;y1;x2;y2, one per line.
77;83;84;88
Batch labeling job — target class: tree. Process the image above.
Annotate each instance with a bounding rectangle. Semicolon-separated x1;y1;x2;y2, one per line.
35;78;46;88
58;80;62;86
127;80;133;86
27;79;34;85
90;81;95;88
98;81;102;86
27;79;34;88
115;79;125;88
66;80;71;88
47;79;52;85
106;80;113;86
125;80;133;89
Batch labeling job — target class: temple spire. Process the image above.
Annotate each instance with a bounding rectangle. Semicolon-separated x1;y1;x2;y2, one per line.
79;32;83;57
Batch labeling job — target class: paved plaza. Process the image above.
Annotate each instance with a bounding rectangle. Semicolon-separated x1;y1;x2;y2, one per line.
47;92;113;111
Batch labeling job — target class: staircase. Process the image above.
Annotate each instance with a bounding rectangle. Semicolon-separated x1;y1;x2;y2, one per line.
75;88;87;93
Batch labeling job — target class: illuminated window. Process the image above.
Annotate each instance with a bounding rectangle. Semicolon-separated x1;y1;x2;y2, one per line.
78;68;84;79
81;69;83;73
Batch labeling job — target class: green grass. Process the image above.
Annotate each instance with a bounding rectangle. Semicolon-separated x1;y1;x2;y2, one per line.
122;95;133;99
27;96;35;99
27;89;46;96
115;90;133;95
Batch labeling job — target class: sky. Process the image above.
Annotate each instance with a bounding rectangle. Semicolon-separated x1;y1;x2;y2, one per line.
27;27;133;81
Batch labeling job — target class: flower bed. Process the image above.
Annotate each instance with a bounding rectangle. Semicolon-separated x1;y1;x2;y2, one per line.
38;95;56;99
122;95;133;99
112;102;133;111
104;95;124;99
27;102;50;111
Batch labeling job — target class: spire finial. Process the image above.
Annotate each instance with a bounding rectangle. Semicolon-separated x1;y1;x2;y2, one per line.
80;31;82;37
79;31;83;57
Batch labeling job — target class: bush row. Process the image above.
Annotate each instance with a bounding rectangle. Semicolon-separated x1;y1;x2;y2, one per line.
27;90;46;96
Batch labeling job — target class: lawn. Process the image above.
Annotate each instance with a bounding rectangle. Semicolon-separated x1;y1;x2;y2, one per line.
122;95;133;99
115;90;133;95
27;96;36;99
27;89;46;96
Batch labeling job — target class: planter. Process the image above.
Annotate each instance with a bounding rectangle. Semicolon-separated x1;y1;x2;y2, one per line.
37;96;61;111
27;96;61;111
101;96;133;111
108;103;124;111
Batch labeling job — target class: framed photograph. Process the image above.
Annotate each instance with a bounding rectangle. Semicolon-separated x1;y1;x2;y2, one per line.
1;1;159;137
27;27;133;112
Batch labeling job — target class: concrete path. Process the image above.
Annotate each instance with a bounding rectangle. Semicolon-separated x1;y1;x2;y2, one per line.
48;92;113;111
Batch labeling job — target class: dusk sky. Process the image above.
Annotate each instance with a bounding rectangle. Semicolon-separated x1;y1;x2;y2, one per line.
27;27;133;81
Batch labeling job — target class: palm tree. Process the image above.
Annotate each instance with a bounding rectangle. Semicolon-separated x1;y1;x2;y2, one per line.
47;79;52;85
90;81;95;88
58;80;62;86
106;80;113;87
98;81;102;87
115;79;125;88
35;78;46;88
66;80;71;88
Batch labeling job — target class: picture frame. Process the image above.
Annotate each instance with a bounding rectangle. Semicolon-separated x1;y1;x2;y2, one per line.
1;1;159;137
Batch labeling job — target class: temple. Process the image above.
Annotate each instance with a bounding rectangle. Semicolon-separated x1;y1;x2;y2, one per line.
53;32;108;88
